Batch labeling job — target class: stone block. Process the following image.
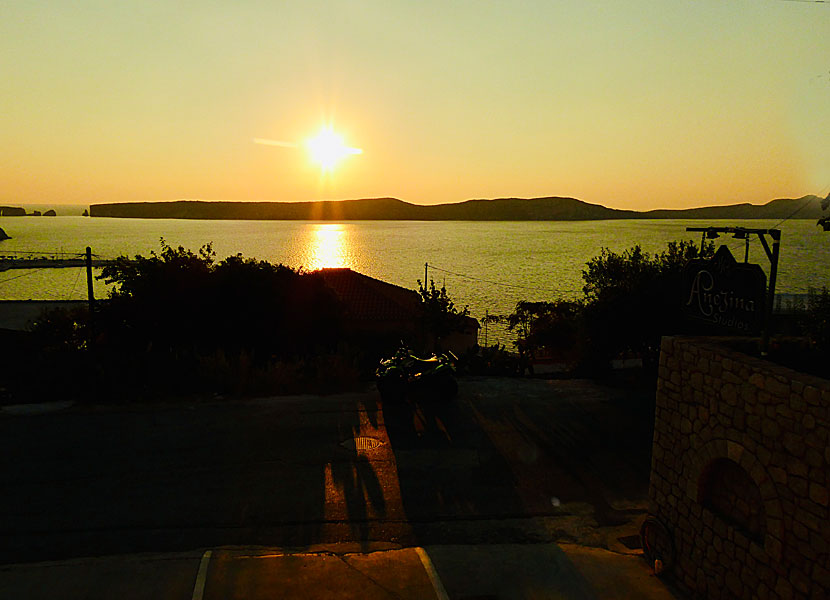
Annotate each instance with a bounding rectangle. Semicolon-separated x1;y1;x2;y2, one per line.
726;440;744;463
724;371;743;384
755;446;772;466
790;567;811;595
761;420;780;439
725;572;742;597
741;565;759;591
703;510;714;527
749;372;765;388
764;535;783;562
714;518;728;539
782;433;806;458
791;519;809;541
786;457;808;478
750;540;767;562
789;393;806;412
765;376;790;398
797;510;821;533
812;563;830;590
767;517;783;540
734;410;746;430
805;448;824;469
809;483;829;507
775;576;794;600
805;431;826;451
769;466;787;485
775;404;794;420
804;386;820;405
809;530;827;554
789;476;808;497
802;413;816;430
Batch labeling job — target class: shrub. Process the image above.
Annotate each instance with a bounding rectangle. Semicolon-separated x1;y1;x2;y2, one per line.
97;240;342;364
506;240;714;376
417;278;470;350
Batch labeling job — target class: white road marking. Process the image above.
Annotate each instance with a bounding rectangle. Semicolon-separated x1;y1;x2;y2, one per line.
191;550;212;600
416;547;449;600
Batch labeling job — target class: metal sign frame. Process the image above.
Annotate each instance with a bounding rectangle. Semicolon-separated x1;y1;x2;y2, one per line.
687;227;780;353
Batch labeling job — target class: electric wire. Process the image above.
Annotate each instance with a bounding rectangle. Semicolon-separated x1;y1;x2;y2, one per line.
426;263;582;295
720;185;830;255
0;269;41;285
67;266;83;300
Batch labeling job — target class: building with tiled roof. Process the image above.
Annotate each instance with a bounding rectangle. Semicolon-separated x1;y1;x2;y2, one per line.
318;268;478;353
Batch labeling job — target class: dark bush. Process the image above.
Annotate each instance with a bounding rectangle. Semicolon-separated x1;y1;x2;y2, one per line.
96;240;342;364
11;241;349;402
506;240;714;377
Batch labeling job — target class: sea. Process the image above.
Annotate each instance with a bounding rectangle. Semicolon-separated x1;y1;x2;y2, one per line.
1;217;828;346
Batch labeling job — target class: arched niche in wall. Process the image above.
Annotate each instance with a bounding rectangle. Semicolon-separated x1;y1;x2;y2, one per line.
698;457;765;543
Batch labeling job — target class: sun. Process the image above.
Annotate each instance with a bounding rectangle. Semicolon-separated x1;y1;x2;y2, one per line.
305;127;362;173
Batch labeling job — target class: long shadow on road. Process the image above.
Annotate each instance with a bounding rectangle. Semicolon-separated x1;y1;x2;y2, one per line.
381;377;655;544
0;377;654;564
0;393;388;564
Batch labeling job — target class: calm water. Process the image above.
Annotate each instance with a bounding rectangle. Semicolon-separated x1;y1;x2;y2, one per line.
2;217;829;344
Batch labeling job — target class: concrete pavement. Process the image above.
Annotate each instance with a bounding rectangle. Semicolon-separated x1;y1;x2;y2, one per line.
1;377;655;564
0;376;672;597
0;543;679;599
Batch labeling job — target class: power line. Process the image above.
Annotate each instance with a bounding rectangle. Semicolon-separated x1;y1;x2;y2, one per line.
0;269;41;285
0;250;85;257
722;185;830;255
770;190;826;229
426;263;582;295
67;266;83;300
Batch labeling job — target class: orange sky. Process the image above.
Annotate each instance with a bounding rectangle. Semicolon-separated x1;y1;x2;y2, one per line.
1;2;828;210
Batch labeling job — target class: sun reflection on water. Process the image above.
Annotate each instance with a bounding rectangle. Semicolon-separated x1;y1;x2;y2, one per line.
308;223;350;269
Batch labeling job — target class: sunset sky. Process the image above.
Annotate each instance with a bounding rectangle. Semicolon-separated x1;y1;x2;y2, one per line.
2;1;828;210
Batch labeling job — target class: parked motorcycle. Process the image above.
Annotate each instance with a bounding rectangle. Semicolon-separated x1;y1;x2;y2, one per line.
376;346;458;402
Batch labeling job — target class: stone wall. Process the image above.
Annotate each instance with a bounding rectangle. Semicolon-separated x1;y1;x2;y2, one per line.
649;337;830;600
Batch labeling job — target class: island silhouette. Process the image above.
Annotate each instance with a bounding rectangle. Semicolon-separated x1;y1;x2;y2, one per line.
88;195;826;221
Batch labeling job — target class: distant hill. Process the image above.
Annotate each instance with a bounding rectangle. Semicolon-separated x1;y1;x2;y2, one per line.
88;195;825;221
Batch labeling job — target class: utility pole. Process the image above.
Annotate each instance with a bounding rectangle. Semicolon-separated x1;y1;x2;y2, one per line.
85;247;94;312
424;262;429;285
86;246;95;343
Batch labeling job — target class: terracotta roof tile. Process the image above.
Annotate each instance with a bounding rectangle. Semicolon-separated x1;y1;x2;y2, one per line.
319;268;421;322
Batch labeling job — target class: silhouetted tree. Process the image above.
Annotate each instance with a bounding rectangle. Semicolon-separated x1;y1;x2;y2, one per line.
507;240;714;376
818;192;830;231
97;239;342;364
417;278;469;348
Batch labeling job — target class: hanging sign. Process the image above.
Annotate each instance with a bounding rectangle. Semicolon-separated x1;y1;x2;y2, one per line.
682;245;766;333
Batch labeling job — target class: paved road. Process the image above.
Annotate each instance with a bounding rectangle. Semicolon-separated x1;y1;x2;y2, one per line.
1;377;655;566
0;544;678;600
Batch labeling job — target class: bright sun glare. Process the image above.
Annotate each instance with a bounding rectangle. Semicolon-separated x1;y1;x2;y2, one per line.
306;127;362;173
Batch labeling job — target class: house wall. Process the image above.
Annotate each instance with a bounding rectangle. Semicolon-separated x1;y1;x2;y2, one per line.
650;337;830;600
